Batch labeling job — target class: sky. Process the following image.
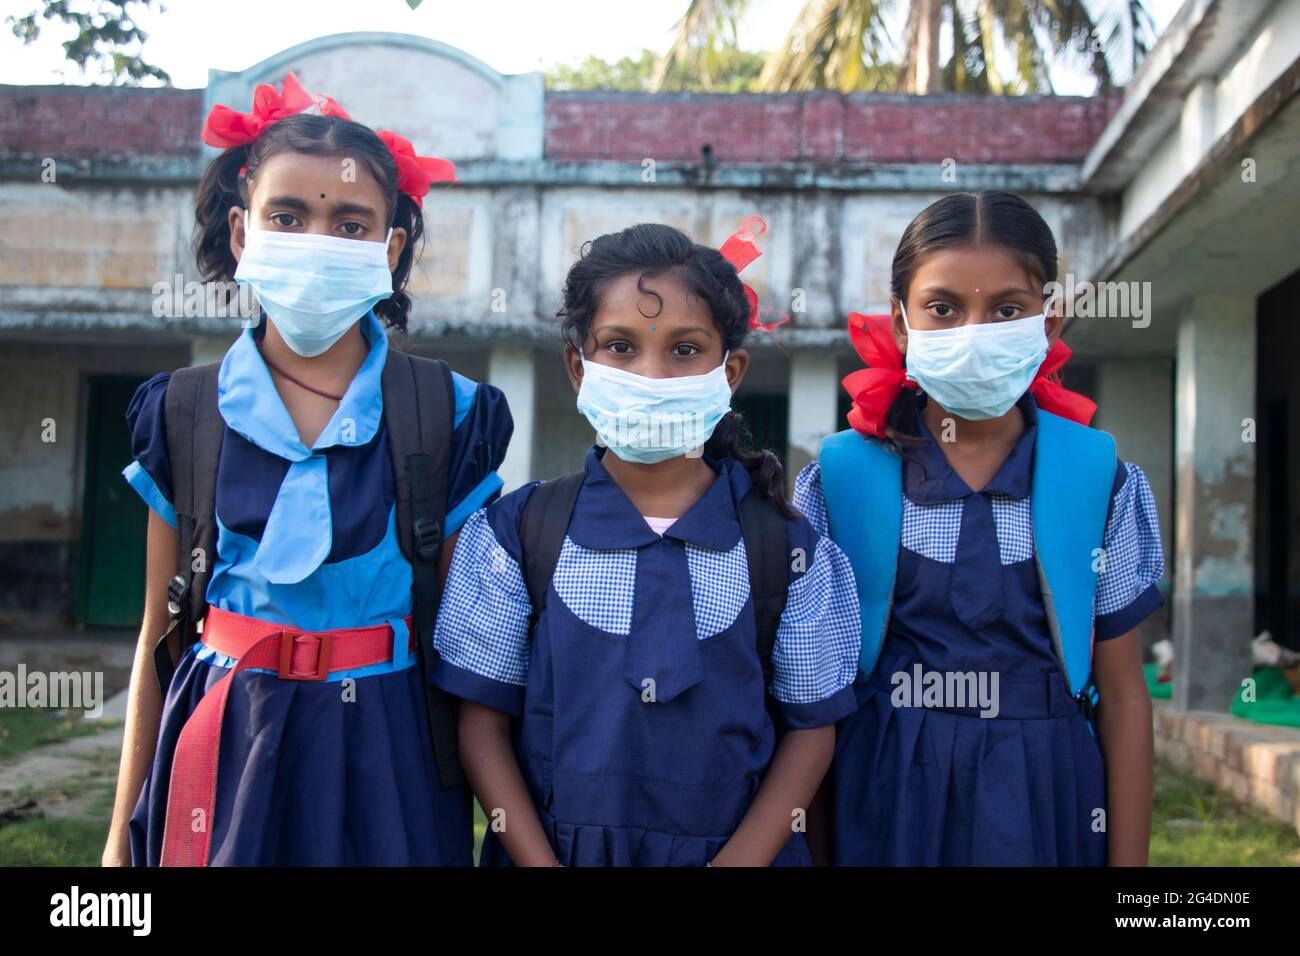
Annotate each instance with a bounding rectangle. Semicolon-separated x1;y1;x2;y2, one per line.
2;0;1185;93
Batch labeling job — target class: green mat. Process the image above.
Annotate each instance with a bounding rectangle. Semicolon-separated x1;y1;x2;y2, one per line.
1143;662;1173;700
1145;662;1300;727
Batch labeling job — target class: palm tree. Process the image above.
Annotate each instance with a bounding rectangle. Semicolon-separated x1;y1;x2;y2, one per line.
651;0;1155;94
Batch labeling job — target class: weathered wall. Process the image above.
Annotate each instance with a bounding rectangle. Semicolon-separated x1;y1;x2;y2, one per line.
0;180;1111;335
544;91;1120;164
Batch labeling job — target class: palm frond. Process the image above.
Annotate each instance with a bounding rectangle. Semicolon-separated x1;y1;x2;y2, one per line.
758;0;892;92
663;0;1157;96
650;0;751;92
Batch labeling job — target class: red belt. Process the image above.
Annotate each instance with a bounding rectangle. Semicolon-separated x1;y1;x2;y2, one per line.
160;606;416;867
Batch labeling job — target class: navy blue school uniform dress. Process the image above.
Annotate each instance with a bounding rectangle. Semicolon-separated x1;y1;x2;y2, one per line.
794;394;1165;866
432;446;862;866
122;312;513;866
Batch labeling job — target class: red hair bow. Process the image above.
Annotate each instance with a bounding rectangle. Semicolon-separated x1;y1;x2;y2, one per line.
719;215;789;334
374;130;457;209
201;73;456;207
841;312;1097;438
201;72;350;148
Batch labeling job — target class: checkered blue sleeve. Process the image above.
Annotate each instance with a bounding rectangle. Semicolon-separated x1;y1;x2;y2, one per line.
793;460;829;537
769;530;860;729
431;506;532;715
1093;462;1166;640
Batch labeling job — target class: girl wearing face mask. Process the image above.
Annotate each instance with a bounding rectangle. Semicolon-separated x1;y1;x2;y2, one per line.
431;221;861;866
103;75;514;866
795;191;1164;867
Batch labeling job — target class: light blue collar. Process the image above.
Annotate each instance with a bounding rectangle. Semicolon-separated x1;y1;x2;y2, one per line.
215;312;389;585
217;311;388;461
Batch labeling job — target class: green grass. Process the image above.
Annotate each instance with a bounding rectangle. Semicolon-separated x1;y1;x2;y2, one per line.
1150;760;1300;866
0;785;115;867
0;815;110;866
0;707;116;762
0;710;120;867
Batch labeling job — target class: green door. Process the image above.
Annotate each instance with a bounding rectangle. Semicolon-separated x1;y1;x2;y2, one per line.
76;376;148;627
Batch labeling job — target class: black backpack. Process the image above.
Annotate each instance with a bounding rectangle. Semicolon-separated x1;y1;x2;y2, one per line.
155;349;465;790
518;471;791;690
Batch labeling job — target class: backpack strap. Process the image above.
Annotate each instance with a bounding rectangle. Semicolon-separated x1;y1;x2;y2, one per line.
1031;410;1116;699
818;429;904;678
737;490;789;689
159;363;223;692
519;472;585;627
382;349;463;790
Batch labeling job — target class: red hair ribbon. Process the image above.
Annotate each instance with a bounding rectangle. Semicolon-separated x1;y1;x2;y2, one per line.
202;72;350;148
841;312;1097;438
202;73;456;206
719;215;789;334
374;130;457;208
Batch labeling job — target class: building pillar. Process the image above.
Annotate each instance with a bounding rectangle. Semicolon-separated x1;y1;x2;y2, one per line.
1094;357;1174;645
787;351;840;478
1172;296;1256;712
488;345;535;491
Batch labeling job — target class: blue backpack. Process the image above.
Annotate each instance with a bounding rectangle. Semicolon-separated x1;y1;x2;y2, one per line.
818;410;1115;707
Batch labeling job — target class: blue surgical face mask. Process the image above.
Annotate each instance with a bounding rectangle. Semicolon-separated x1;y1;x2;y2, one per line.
576;354;733;464
235;212;394;357
901;303;1049;420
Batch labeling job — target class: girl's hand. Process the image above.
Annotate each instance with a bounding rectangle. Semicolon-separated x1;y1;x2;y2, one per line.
101;826;131;867
104;510;176;870
1094;628;1153;866
712;725;835;866
458;700;559;867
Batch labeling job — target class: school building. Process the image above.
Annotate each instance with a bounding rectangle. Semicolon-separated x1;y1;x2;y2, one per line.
1;0;1297;751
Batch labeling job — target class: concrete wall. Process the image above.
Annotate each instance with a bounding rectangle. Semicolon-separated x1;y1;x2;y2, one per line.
205;34;544;163
4;182;1113;335
1094;358;1175;647
1116;0;1300;239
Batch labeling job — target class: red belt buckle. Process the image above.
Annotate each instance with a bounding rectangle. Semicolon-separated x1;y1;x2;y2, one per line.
277;630;334;681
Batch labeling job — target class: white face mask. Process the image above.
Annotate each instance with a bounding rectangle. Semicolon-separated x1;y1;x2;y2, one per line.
575;354;733;464
901;303;1049;421
235;212;394;357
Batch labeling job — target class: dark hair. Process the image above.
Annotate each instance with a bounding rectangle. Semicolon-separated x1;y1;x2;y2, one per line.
558;222;794;517
883;190;1058;456
193;113;424;332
